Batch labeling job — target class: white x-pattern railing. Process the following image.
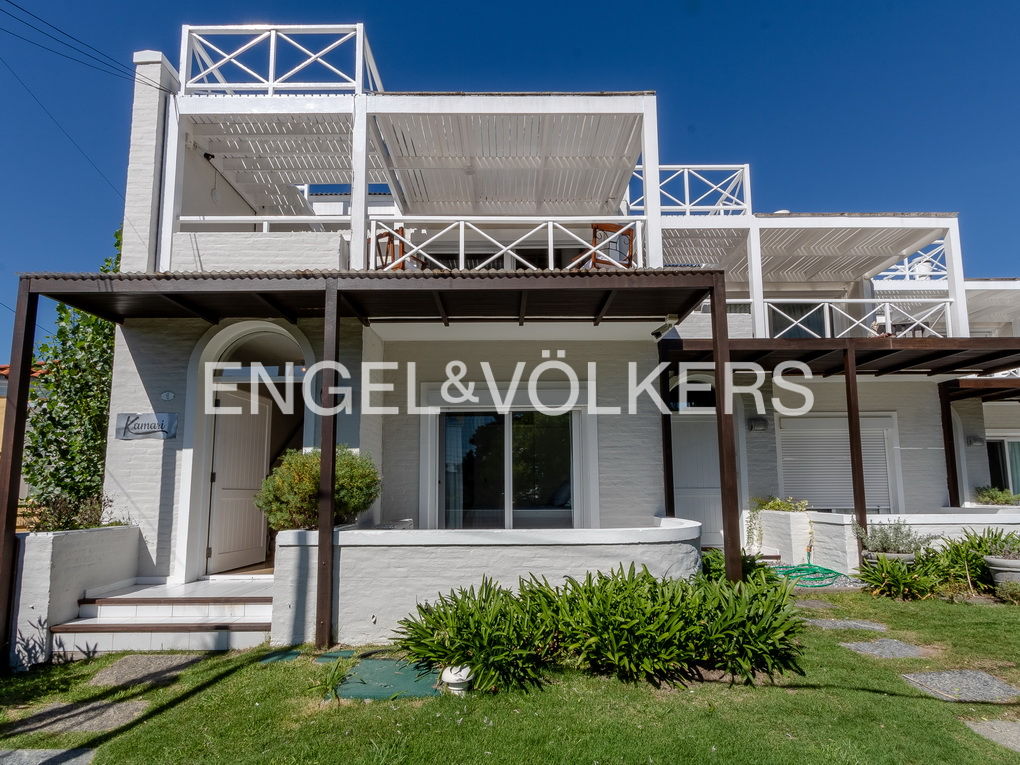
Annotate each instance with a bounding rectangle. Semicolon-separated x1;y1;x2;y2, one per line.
874;240;948;281
753;298;954;338
181;25;383;95
368;217;645;271
630;165;751;215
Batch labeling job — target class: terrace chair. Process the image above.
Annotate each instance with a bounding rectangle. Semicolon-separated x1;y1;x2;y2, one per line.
581;223;635;269
373;227;423;271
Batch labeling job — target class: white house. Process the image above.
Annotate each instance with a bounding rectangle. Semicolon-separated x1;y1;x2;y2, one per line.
3;23;1020;667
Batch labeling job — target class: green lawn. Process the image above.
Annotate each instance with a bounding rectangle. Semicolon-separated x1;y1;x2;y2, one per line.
2;593;1019;764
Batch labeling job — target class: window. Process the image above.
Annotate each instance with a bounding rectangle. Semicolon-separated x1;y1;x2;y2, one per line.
440;411;573;529
988;439;1020;494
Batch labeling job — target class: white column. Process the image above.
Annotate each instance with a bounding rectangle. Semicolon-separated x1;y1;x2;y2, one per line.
943;219;970;337
745;222;767;337
122;51;179;273
640;95;663;268
349;93;369;270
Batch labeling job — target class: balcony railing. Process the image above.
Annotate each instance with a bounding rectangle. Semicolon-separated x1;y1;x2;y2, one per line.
181;24;383;95
630;165;751;216
874;241;948;282
367;217;645;271
728;298;955;338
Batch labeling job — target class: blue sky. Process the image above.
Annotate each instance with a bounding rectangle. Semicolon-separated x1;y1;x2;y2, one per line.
0;0;1017;345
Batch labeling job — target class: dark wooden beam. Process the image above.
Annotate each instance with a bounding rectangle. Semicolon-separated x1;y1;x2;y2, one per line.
926;350;1007;376
517;292;528;327
593;290;616;326
938;382;962;507
315;280;340;649
252;293;298;324
709;275;742;582
160;294;218;324
339;293;370;327
843;347;868;533
657;341;675;519
979;389;1020;403
431;292;450;327
974;356;1020;377
0;279;39;668
873;349;955;376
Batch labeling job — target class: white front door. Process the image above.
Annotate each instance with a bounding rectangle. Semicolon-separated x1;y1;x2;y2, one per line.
207;389;272;574
671;415;723;546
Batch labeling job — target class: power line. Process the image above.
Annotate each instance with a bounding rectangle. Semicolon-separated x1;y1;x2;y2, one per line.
0;0;168;91
0;299;53;336
0;24;174;94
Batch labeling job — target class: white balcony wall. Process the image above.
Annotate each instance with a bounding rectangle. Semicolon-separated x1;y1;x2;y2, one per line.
180;146;255;227
171;232;348;272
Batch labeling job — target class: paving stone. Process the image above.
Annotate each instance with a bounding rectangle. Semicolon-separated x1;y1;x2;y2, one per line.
966;720;1020;753
795;599;834;610
314;649;357;664
0;751;94;764
89;654;202;687
3;701;147;735
840;639;925;658
806;618;887;632
902;671;1020;702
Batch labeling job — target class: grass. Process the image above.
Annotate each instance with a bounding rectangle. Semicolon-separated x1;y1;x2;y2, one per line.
0;593;1017;764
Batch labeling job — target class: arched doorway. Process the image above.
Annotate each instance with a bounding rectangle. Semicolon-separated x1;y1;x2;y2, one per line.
205;330;306;574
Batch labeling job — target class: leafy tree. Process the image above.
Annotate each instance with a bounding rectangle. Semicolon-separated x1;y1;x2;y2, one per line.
22;231;121;525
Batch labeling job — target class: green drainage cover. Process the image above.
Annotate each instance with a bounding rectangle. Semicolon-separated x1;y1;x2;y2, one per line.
259;650;302;664
314;649;357;664
337;659;440;700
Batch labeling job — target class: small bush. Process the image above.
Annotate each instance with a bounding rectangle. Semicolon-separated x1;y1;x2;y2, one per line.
254;448;380;531
935;528;1020;593
857;554;941;600
692;576;805;682
22;494;116;532
853;519;937;554
394;577;548;692
995;581;1020;605
700;548;780;584
975;486;1020;506
554;565;703;685
752;496;809;513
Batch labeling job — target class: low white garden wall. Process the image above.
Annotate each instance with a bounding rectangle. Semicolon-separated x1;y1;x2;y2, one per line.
10;525;141;669
271;518;702;646
758;511;1020;575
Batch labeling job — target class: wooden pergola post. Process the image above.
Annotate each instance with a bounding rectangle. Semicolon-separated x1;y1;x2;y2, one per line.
657;341;676;518
708;274;742;581
315;280;340;649
842;346;868;531
938;382;962;507
0;278;39;668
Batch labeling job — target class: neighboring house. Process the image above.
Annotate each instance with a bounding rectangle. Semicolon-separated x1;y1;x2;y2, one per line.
3;23;1020;666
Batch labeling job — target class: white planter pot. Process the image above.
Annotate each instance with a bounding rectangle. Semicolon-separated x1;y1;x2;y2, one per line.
984;556;1020;584
440;665;474;696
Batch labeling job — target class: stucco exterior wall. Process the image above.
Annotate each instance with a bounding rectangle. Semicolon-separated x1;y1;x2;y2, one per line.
272;522;702;646
378;339;666;528
10;526;141;668
985;402;1020;432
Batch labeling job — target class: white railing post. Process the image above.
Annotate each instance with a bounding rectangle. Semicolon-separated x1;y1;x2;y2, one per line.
823;304;832;338
267;30;277;95
547;221;555;269
348;93;369;269
883;303;892;335
354;23;365;94
459;221;466;270
368;218;378;270
746;223;767;336
943;221;970;336
741;164;753;214
635;219;644;267
682;169;691;215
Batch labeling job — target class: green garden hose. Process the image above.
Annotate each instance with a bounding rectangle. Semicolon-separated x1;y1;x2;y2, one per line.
771;563;843;587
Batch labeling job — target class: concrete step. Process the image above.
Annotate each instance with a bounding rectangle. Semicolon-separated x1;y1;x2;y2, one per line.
50;616;271;654
79;596;272;620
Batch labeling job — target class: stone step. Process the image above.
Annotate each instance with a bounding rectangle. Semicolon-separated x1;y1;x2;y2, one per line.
50;616;271;653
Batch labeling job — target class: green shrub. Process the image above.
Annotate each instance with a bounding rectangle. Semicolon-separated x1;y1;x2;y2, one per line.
934;528;1020;594
700;548;780;584
692;576;805;682
853;519;937;554
554;565;703;685
974;486;1020;505
394;577;548;692
752;496;809;513
995;581;1020;605
254;448;380;530
857;554;941;600
22;494;119;532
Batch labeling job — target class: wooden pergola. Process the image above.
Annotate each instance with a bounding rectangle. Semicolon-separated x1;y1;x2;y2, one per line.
659;336;1020;525
0;268;743;662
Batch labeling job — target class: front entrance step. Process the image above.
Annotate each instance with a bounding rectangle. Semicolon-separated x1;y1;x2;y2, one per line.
50;617;270;653
78;597;272;620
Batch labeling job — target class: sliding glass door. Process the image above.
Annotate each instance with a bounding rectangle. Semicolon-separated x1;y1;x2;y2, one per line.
441;411;573;529
988;439;1020;494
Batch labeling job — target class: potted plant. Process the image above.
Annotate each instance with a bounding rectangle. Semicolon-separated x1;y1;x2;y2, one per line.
984;540;1020;585
854;519;937;565
254;447;381;530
